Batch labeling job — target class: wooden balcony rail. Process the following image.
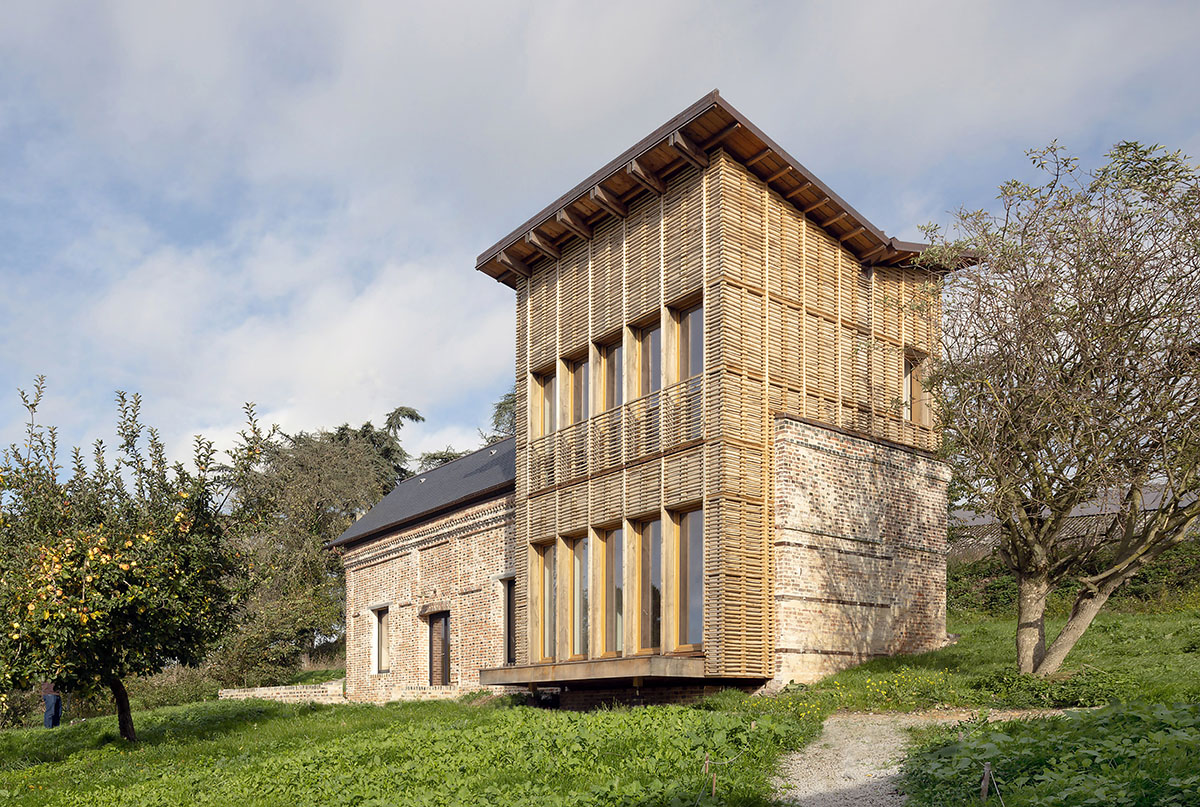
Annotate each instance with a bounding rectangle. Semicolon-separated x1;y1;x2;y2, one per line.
625;390;662;461
664;375;704;448
529;433;556;492
557;420;588;482
590;407;623;473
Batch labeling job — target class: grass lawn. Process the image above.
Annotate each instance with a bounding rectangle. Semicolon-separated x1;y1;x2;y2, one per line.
2;611;1194;805
798;609;1200;711
0;695;821;806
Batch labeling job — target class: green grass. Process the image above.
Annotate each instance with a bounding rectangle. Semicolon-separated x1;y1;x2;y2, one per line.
283;668;344;685
0;694;823;806
901;703;1200;806
791;609;1200;712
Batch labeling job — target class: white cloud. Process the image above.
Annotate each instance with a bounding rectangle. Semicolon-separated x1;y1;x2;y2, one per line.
1;0;1197;468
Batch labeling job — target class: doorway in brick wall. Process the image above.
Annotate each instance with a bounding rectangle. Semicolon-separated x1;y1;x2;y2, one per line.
429;612;450;686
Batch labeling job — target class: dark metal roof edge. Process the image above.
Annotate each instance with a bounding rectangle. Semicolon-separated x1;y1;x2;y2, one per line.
475;89;930;278
326;479;515;550
475;89;723;267
714;93;893;248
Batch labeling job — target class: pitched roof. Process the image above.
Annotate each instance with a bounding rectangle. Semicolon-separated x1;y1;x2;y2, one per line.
476;89;929;288
328;436;516;549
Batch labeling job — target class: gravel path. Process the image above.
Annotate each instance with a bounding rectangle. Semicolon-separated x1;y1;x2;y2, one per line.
774;710;1063;807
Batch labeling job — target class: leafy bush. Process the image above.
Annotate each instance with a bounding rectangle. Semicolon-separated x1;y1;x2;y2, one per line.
971;667;1134;709
947;539;1200;618
0;690;43;730
902;703;1200;806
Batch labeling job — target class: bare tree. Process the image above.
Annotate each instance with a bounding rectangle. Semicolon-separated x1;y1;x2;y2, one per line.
920;142;1200;675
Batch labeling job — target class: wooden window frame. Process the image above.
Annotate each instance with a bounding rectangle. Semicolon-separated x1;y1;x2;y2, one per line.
567;533;589;660
672;508;704;653
566;354;590;426
597;336;624;412
534;541;556;662
904;353;930;427
633;320;662;399
533;368;557;438
598;524;624;657
635;517;663;654
672;299;704;383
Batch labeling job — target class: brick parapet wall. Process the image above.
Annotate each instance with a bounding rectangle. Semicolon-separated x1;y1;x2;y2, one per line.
341;493;517;703
218;680;347;705
772;416;950;684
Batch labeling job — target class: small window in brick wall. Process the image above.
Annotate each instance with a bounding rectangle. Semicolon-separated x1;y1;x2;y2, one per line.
503;579;517;666
374;607;390;674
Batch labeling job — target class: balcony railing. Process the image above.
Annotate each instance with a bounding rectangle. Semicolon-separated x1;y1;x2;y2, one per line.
626;389;662;460
528;376;705;491
529;433;555;491
557;420;588;482
664;375;704;447
590;407;623;473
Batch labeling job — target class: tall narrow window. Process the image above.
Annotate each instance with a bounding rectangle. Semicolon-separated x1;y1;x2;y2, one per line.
637;518;662;652
535;371;556;437
600;340;623;411
677;303;703;379
536;542;556;661
570;535;589;657
602;527;624;654
569;358;589;424
374;607;390;674
429;612;450;686
636;323;661;397
676;509;704;649
904;356;928;426
502;578;516;665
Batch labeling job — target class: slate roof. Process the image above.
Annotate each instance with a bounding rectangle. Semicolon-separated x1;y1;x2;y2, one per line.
328;436;516;549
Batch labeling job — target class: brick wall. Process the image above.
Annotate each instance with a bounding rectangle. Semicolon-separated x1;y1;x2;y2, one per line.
218;680;346;705
772;415;950;684
341;493;519;702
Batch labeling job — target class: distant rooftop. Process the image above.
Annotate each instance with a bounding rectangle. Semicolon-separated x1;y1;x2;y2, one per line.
329;436;516;549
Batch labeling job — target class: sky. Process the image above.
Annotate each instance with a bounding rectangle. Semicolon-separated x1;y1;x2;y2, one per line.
2;1;1198;465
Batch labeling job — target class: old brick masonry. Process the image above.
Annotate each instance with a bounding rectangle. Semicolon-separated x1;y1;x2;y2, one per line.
773;415;950;684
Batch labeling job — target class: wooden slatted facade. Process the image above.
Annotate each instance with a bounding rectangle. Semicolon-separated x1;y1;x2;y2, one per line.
500;143;939;681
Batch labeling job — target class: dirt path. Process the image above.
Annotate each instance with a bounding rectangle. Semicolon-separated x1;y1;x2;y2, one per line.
774;710;1062;806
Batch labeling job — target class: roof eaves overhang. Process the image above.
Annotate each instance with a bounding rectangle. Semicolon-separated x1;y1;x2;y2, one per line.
476;89;932;288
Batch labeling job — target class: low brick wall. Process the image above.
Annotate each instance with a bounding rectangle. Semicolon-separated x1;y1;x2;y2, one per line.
218;679;347;705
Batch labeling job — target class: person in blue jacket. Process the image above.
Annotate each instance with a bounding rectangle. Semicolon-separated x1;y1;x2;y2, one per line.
41;681;62;728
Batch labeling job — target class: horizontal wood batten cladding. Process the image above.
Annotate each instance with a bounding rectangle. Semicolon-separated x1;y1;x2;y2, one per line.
512;148;941;680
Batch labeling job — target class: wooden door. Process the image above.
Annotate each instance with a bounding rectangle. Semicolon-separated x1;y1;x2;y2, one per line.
429;612;450;686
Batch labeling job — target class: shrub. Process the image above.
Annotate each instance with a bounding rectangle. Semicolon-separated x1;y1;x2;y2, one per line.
972;667;1134;708
902;703;1200;806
